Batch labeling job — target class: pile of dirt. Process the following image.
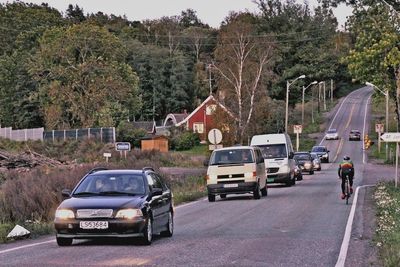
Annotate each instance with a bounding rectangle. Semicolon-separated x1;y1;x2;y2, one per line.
0;149;63;170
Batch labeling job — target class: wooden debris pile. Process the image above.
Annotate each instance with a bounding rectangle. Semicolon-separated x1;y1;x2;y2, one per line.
0;149;62;169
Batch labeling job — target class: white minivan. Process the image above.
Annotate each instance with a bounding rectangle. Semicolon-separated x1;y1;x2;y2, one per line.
250;133;296;186
206;146;267;202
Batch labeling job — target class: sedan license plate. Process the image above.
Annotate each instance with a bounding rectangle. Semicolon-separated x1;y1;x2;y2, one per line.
80;221;108;229
224;183;238;188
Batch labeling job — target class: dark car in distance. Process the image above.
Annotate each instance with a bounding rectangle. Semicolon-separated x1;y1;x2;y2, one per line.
293;158;303;181
311;145;330;163
349;129;361;141
54;167;173;246
294;152;314;175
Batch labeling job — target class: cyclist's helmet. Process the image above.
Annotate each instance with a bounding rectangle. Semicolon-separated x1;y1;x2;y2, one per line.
344;156;350;160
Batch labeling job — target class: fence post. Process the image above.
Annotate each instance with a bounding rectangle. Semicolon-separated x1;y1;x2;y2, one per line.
25;129;27;141
88;128;90;139
64;130;66;141
100;127;103;143
52;130;55;142
113;127;116;143
76;129;78;141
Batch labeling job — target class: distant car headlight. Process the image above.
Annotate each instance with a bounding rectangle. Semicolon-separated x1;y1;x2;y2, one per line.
55;209;75;219
115;209;143;219
304;162;312;168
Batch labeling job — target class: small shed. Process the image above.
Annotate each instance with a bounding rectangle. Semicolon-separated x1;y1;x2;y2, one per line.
141;135;169;152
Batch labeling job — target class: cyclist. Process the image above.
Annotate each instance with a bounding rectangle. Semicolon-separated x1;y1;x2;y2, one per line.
338;156;354;199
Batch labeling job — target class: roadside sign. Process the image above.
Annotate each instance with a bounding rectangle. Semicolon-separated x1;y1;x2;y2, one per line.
209;144;223;150
375;123;384;133
293;125;302;134
115;142;131;151
380;133;400;142
208;129;222;145
103;152;111;163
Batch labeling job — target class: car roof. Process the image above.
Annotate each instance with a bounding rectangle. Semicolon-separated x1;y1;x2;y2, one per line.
327;129;337;132
350;129;360;132
294;151;310;154
214;146;257;152
312;145;327;148
88;169;147;175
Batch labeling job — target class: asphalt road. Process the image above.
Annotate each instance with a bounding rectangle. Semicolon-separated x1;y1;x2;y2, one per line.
0;86;386;267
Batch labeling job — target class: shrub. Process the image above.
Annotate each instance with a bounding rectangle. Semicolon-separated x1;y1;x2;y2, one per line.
116;121;147;148
171;131;200;151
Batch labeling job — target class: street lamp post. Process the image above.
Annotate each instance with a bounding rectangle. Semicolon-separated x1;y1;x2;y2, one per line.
285;74;306;133
319;81;326;111
366;82;389;159
302;81;318;125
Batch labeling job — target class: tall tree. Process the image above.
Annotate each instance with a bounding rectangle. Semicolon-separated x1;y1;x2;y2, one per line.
344;3;400;127
213;12;276;143
28;23;141;129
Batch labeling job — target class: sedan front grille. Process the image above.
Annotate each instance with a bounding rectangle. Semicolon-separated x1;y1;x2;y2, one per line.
76;209;114;219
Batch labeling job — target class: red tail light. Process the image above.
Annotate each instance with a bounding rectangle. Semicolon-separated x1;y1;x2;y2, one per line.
253;171;257;177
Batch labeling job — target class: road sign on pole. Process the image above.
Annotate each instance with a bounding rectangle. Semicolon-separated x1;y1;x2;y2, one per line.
208;129;223;150
380;132;400;187
293;125;302;152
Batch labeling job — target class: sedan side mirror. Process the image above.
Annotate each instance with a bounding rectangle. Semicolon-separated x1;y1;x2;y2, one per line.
327;150;330;153
203;159;209;167
289;152;294;159
152;188;163;196
61;189;71;198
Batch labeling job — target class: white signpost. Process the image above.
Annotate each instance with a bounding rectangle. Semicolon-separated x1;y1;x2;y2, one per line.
293;125;302;152
376;123;384;153
115;142;131;159
381;132;400;187
103;152;111;163
208;128;223;150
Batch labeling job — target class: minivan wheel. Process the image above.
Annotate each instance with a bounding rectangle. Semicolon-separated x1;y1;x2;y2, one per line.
253;184;261;199
220;194;227;199
56;236;73;246
208;194;216;202
310;170;314;175
261;186;268;196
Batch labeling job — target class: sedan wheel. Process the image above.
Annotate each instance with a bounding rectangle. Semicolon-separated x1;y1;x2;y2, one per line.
208;194;216;202
160;211;173;237
261;186;268;196
141;218;153;245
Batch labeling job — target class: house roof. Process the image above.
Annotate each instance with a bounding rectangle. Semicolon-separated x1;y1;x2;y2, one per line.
163;112;188;126
175;95;235;127
131;121;156;134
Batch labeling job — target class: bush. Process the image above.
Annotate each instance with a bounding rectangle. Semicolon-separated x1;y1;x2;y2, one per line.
116;121;147;148
171;131;200;151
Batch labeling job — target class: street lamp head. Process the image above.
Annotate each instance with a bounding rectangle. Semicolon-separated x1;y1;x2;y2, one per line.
365;82;374;87
318;81;324;84
311;81;318;85
298;75;306;79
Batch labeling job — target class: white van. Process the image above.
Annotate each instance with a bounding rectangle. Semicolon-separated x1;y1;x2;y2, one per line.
206;146;267;202
250;133;296;186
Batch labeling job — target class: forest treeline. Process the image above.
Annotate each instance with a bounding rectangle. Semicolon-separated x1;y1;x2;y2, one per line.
0;0;398;141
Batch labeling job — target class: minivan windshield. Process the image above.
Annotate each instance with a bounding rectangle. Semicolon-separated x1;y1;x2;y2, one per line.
256;144;287;159
210;149;254;165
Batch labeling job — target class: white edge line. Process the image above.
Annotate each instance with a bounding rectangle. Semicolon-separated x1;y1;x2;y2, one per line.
362;94;372;164
0;240;54;255
335;184;376;267
0;198;207;255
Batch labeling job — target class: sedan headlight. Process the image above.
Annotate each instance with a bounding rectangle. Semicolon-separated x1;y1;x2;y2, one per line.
55;209;75;219
304;162;312;168
115;209;143;219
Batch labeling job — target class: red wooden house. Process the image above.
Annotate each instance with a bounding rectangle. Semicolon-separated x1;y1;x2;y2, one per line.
174;95;234;142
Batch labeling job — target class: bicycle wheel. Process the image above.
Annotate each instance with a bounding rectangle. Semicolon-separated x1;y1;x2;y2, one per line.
345;177;350;205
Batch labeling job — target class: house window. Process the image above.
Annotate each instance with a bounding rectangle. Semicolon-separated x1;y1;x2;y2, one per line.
193;123;204;134
206;104;217;115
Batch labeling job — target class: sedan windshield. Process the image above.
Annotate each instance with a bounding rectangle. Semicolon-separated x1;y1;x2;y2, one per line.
327;129;337;133
73;174;145;196
294;154;310;160
312;146;326;153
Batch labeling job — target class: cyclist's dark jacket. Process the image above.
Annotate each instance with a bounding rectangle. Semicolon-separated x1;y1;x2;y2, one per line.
338;159;354;178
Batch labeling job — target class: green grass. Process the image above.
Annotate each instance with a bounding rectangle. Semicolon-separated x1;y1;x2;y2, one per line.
177;144;209;156
374;182;400;267
170;176;207;206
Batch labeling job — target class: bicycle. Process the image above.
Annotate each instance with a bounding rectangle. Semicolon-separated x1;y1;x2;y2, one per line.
344;174;351;205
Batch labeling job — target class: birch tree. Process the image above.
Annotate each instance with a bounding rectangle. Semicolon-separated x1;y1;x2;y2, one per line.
213;12;276;143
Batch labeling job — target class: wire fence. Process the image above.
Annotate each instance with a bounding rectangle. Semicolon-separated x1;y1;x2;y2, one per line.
43;127;115;143
0;127;115;143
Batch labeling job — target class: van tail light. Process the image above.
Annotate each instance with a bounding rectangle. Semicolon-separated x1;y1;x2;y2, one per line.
205;175;210;181
252;171;257;177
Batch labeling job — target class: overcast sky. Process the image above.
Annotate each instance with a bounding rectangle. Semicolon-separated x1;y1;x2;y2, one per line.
0;0;353;29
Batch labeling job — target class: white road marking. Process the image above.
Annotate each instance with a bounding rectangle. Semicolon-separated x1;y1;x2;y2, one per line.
175;198;207;210
0;240;54;255
319;89;360;146
335;184;375;267
362;94;372;164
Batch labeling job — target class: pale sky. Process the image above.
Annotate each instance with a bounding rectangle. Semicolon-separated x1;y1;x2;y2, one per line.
0;0;353;29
